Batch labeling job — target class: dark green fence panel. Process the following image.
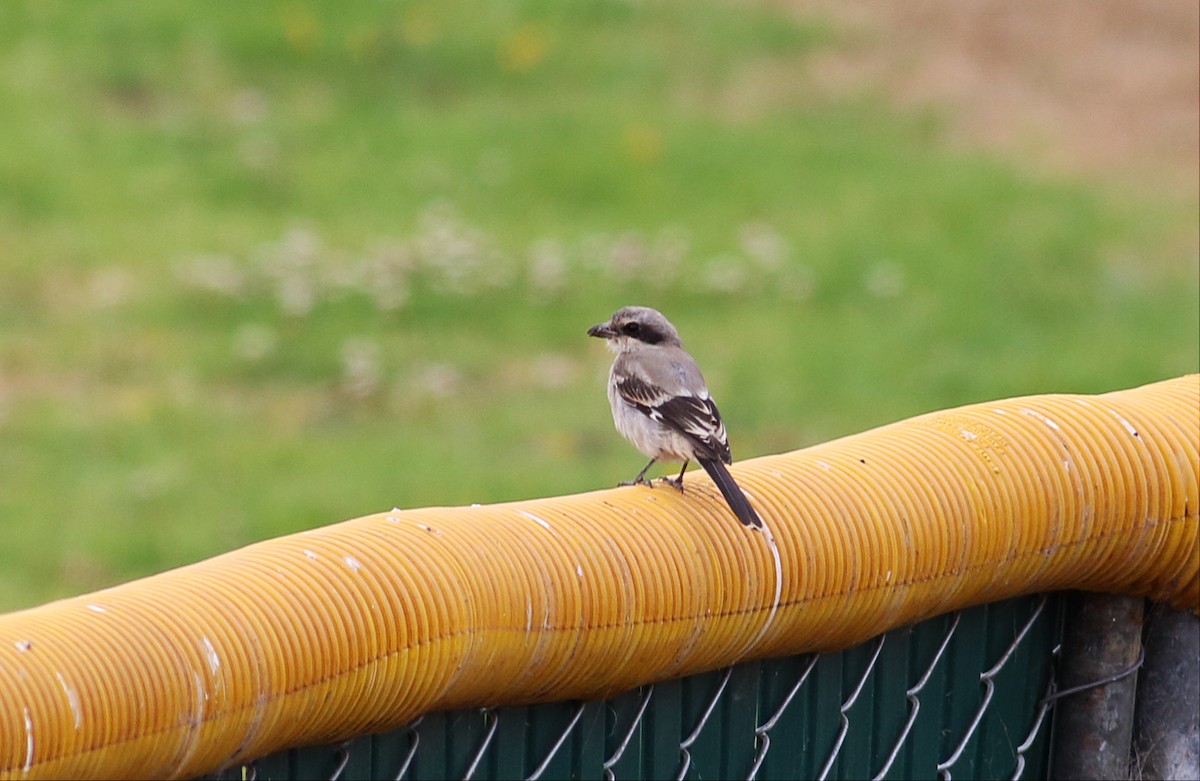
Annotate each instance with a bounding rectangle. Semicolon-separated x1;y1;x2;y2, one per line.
201;593;1064;781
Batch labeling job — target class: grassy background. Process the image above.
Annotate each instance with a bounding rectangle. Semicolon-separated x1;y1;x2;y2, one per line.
1;1;1196;612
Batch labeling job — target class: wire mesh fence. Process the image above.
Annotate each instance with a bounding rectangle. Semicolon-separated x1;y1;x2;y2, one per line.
201;593;1066;781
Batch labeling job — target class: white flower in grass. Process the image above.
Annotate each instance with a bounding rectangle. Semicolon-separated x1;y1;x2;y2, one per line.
407;362;461;399
367;269;411;312
233;323;277;363
864;261;906;299
531;353;578;390
605;232;647;281
414;202;509;295
228;88;268;126
175;254;245;297
528;239;567;294
276;275;315;315
258;225;323;315
645;227;690;288
349;242;414;311
702;254;746;293
340;337;383;399
87;266;135;309
738;221;789;271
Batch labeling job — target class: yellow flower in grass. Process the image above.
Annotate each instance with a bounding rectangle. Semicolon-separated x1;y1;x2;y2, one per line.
281;5;320;53
622;123;664;164
498;23;551;73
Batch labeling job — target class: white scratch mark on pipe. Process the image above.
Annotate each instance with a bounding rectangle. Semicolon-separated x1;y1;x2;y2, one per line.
739;491;782;663
516;510;552;530
576;565;584;578
14;640;31;652
303;549;318;560
960;429;978;440
23;707;34;772
174;670;207;770
815;460;832;471
56;673;82;729
1112;412;1140;438
201;636;220;676
86;604;106;613
194;670;209;705
525;600;533;633
344;555;363;572
1020;408;1061;430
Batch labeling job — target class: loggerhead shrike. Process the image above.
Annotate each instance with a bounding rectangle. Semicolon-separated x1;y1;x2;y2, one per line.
587;306;762;529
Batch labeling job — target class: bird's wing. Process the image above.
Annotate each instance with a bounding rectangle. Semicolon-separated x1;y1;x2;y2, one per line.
613;369;732;463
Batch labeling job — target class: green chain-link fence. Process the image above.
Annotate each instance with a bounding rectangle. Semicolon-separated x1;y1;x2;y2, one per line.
201;593;1064;780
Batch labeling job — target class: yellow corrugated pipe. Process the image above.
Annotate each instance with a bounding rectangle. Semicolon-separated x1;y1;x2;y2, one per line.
1;376;1197;779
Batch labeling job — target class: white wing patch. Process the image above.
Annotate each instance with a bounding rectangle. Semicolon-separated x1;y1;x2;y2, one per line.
614;373;731;462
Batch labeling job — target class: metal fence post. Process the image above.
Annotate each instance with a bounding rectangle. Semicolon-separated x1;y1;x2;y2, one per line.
1050;592;1145;780
1134;604;1200;781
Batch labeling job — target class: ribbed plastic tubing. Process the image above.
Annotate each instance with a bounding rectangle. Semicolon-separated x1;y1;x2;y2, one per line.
1;376;1196;779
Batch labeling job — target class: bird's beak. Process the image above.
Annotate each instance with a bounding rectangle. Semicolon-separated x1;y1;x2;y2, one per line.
587;322;616;339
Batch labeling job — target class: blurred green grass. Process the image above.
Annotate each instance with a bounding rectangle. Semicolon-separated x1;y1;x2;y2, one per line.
1;1;1196;611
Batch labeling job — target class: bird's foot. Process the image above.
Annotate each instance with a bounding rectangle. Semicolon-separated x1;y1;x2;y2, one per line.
659;475;685;493
619;476;654;488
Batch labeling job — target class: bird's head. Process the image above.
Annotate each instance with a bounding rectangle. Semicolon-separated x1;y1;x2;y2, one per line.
587;306;682;353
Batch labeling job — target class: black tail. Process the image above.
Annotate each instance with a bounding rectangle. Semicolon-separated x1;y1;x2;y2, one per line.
699;458;762;529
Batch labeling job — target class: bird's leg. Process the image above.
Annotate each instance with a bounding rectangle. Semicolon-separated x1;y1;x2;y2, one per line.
620;458;657;487
660;460;688;492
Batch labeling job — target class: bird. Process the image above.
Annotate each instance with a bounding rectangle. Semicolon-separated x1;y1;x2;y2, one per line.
587;306;762;529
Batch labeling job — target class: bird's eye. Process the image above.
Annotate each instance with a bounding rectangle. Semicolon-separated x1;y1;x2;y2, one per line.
622;322;641;335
